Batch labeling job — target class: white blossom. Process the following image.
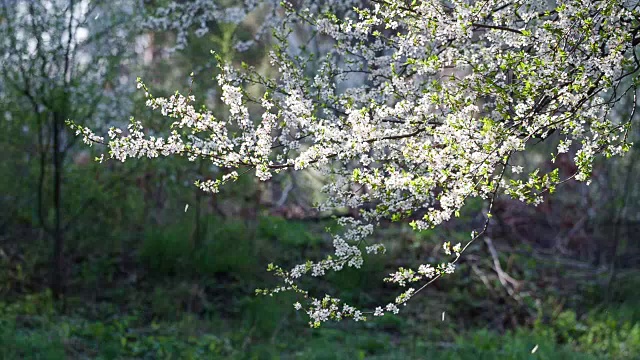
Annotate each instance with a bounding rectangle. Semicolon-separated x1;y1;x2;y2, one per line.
77;0;640;327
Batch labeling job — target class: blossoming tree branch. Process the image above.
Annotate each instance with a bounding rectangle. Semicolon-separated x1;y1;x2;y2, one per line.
70;0;640;327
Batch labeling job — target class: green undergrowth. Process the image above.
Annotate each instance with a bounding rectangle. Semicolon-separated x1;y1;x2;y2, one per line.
138;215;328;280
1;289;639;359
2;217;640;359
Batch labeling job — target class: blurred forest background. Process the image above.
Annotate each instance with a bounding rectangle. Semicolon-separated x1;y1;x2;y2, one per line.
1;1;640;359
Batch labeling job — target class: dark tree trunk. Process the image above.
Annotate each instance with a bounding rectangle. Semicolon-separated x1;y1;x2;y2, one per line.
51;112;64;299
192;160;205;249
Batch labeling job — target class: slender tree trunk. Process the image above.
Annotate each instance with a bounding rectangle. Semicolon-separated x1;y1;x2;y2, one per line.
50;0;75;300
51;112;64;299
606;154;635;302
192;161;205;249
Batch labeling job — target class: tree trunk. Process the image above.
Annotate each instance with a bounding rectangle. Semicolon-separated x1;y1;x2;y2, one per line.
192;161;205;249
50;112;64;299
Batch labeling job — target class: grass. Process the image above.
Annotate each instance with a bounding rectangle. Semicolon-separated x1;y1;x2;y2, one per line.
2;217;640;359
1;299;637;359
1;275;639;359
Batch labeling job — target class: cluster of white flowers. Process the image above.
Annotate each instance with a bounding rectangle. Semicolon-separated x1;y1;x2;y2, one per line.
77;0;640;326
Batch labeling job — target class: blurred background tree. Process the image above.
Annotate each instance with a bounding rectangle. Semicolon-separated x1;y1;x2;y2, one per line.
0;0;142;298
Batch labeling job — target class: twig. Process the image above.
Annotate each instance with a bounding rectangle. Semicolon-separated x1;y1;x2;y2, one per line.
484;236;522;303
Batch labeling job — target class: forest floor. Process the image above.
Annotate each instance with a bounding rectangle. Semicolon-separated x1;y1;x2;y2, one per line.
1;214;640;359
